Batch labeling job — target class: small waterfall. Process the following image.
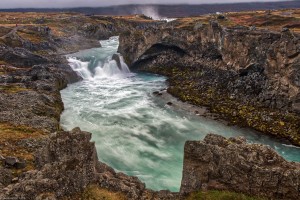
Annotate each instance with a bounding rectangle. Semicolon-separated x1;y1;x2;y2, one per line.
67;36;130;80
67;57;92;79
94;54;130;78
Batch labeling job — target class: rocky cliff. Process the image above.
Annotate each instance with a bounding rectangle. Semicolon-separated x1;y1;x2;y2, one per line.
0;128;178;200
118;11;300;146
181;134;300;200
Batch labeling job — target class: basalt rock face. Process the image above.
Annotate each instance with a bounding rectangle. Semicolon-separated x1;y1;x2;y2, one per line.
119;21;300;146
181;134;300;199
0;63;81;132
0;128;177;200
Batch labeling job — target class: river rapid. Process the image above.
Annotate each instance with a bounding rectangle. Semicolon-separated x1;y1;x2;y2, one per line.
60;36;300;192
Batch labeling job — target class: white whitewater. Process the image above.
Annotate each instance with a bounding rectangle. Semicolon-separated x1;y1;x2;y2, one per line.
61;36;300;192
67;37;130;79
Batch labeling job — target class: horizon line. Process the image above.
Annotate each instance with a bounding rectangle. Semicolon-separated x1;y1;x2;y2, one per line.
0;1;297;10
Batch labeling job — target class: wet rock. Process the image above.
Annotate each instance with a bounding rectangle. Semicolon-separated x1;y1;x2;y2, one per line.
112;53;122;70
167;102;173;106
180;134;300;199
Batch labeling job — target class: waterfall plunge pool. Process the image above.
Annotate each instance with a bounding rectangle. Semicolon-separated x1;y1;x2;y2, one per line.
60;36;300;192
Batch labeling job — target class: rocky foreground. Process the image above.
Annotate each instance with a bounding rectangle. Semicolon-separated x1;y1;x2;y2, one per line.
181;134;300;199
0;10;300;200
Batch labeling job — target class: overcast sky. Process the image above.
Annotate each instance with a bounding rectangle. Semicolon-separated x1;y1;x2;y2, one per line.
0;0;291;9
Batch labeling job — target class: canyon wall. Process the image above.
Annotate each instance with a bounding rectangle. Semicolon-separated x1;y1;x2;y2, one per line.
119;20;300;146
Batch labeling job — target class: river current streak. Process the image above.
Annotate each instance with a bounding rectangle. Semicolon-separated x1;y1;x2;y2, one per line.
60;36;300;192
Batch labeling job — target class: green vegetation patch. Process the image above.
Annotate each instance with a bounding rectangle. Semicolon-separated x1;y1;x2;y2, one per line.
0;123;46;176
17;29;44;44
141;65;300;146
63;184;126;200
0;84;30;93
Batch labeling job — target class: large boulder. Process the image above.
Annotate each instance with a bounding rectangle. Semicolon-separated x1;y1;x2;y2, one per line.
180;134;300;200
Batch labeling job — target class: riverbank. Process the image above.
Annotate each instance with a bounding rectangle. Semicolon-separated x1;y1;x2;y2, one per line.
119;9;300;146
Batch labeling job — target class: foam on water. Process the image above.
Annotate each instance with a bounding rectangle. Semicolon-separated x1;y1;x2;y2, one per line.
60;36;300;192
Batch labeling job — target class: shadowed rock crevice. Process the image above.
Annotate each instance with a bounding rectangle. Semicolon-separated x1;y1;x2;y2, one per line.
131;43;188;70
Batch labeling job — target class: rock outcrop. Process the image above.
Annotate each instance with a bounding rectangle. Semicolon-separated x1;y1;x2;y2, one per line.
180;134;300;199
119;18;300;146
0;128;177;200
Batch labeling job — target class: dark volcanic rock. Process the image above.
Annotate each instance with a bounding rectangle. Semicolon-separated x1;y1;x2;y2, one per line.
4;157;26;169
0;128;98;199
0;128;177;200
112;53;122;70
118;21;300;146
0;46;49;67
180;134;300;199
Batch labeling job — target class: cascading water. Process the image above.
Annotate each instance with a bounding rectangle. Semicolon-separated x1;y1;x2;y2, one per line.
66;36;130;79
61;36;300;192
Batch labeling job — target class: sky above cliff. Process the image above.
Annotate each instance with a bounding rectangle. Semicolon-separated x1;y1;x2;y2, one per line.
0;0;291;9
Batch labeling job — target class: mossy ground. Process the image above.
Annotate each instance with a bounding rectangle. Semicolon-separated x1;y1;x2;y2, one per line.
186;190;265;200
142;65;300;146
0;123;46;176
63;185;126;200
174;9;300;33
0;84;30;93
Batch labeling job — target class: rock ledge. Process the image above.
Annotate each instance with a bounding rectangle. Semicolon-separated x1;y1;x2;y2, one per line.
181;134;300;199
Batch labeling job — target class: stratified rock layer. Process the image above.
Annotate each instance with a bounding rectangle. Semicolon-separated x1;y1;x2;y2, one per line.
180;134;300;199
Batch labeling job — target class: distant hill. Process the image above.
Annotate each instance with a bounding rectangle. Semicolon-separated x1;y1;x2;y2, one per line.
0;1;300;17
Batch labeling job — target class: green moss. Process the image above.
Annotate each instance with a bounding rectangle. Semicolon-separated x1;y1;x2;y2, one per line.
141;65;300;146
63;185;126;200
0;123;46;176
17;29;44;44
0;85;30;93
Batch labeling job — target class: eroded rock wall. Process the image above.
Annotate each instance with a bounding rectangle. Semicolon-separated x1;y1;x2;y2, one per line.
0;128;178;200
118;22;300;145
180;134;300;199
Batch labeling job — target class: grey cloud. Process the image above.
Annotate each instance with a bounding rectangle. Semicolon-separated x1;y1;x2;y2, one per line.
0;0;288;9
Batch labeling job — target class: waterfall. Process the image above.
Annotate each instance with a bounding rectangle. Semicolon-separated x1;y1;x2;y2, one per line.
67;36;130;80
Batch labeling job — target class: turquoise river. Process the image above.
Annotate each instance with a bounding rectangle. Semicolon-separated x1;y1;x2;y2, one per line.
60;36;300;192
